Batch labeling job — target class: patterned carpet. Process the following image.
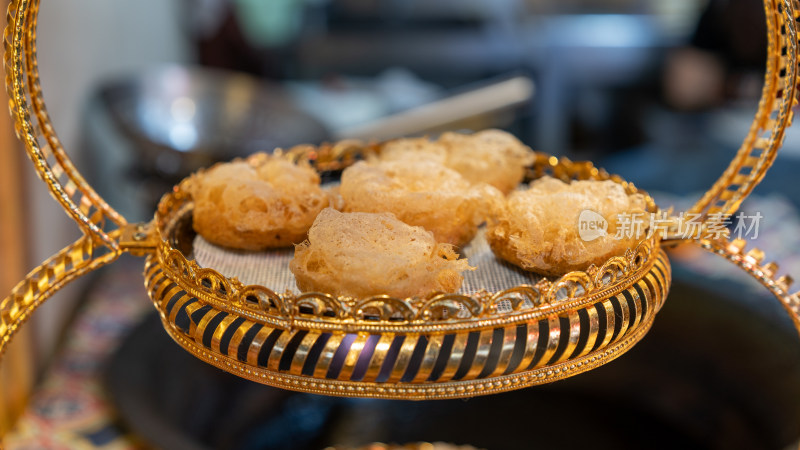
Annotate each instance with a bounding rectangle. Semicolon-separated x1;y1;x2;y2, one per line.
6;257;151;449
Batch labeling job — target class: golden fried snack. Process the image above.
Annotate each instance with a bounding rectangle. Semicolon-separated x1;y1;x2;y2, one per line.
437;129;535;195
339;159;500;246
190;154;329;250
378;137;448;164
290;209;473;299
379;130;535;195
487;176;649;276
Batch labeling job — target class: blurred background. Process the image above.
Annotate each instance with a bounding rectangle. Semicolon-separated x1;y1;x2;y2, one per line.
4;0;800;448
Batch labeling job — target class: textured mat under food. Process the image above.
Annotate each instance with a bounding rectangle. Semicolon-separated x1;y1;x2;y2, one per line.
192;228;544;295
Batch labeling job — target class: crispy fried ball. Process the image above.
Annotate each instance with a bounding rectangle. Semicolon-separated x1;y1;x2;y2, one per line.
339;159;500;246
290;208;474;299
378;137;448;164
379;129;535;195
487;176;649;276
437;129;535;195
190;154;329;250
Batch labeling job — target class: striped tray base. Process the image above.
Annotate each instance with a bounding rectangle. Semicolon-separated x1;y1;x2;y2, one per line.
143;248;670;400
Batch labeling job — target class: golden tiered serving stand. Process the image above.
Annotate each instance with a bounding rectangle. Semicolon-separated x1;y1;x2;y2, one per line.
2;0;800;429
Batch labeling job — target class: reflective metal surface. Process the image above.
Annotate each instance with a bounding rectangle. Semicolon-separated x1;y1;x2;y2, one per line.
100;65;329;181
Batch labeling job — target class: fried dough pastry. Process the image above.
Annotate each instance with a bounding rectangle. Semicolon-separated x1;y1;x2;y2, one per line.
290;209;474;299
487;176;649;276
339;159;500;246
437;129;535;195
379;129;535;195
378;137;448;164
190;154;329;250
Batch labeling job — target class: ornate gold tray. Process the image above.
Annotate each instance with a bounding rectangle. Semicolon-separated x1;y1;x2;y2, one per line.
2;0;800;409
146;149;666;399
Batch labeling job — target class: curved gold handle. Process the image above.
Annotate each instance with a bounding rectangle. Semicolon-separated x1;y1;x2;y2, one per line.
688;0;798;221
0;236;117;358
5;0;126;249
1;0;154;362
679;1;800;342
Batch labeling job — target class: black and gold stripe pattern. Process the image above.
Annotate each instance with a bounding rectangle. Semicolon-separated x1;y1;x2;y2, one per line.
145;249;669;399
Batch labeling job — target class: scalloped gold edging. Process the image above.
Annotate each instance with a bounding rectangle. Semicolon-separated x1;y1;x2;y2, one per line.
695;237;800;333
155;238;658;334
